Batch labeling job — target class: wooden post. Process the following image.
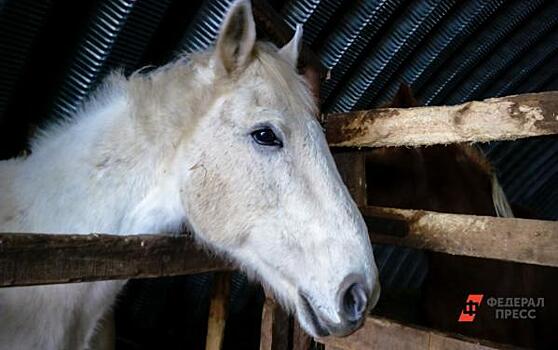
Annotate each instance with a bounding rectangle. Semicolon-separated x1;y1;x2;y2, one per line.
259;297;290;350
326;91;558;147
333;151;367;207
292;319;312;350
205;272;232;350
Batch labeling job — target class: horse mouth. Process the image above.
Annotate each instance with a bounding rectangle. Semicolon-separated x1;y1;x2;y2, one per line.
299;292;331;337
298;289;369;338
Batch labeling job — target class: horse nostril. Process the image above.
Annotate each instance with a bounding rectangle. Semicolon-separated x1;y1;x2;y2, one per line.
342;283;368;322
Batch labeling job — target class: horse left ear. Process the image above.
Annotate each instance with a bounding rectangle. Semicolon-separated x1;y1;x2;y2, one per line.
215;0;256;74
389;84;420;108
279;24;303;67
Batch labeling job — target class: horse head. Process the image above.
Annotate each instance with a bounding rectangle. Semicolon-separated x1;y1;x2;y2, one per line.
135;0;380;337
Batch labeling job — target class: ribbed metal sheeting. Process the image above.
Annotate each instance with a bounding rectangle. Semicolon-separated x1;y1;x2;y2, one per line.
180;0;235;54
50;0;173;119
483;139;558;221
49;1;135;118
0;0;49;124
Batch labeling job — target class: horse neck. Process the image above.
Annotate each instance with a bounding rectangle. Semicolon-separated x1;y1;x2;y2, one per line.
365;145;498;216
11;92;184;235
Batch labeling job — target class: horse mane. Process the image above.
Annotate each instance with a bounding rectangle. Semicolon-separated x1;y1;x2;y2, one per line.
30;41;315;158
387;84;514;218
30;71;129;151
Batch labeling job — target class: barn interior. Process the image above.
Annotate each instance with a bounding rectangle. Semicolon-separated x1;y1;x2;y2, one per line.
0;0;557;349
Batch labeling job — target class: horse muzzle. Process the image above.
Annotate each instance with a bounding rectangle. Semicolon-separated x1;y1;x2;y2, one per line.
298;274;380;337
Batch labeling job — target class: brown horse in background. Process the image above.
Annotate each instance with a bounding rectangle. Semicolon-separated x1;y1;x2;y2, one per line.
365;85;557;349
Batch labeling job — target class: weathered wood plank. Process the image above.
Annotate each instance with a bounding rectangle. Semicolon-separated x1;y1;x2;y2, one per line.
363;206;558;267
0;233;229;287
1;206;556;287
292;319;312;350
326;91;558;147
259;297;290;350
206;272;232;350
333;151;367;207
2;205;557;288
319;316;517;350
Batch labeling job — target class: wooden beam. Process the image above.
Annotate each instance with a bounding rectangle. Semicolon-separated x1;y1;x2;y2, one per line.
259;297;290;350
206;272;232;350
333;151;367;207
0;233;229;287
326;91;558;147
318;316;517;350
362;206;558;267
1;206;556;287
292;319;312;350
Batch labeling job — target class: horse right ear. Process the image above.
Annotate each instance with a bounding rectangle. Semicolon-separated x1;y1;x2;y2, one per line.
278;24;303;67
389;84;419;108
215;0;256;75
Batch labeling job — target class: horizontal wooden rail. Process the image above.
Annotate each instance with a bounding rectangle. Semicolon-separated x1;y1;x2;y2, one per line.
0;233;229;287
1;207;556;287
363;206;558;267
326;91;558;147
318;316;517;350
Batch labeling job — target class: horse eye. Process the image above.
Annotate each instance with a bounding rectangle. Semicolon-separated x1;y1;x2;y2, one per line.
251;128;283;147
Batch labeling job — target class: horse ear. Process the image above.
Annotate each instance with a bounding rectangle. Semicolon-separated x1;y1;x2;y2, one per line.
389;84;420;108
215;0;256;74
279;24;303;67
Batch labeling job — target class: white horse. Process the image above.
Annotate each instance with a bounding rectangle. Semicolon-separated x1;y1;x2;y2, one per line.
0;1;380;348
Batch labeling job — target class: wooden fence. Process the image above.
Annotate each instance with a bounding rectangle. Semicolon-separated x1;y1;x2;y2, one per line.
2;207;556;288
0;2;556;348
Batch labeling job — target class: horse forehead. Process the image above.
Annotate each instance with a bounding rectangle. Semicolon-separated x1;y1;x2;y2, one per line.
239;70;308;104
230;91;310;124
241;81;291;106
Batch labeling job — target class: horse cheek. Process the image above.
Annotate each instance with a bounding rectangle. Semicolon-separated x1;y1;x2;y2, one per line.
183;164;250;248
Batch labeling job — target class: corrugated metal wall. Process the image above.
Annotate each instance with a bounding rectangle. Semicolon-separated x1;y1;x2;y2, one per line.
0;0;556;347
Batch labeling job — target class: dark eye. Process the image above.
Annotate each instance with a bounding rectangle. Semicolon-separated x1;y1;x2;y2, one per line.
251;128;283;147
